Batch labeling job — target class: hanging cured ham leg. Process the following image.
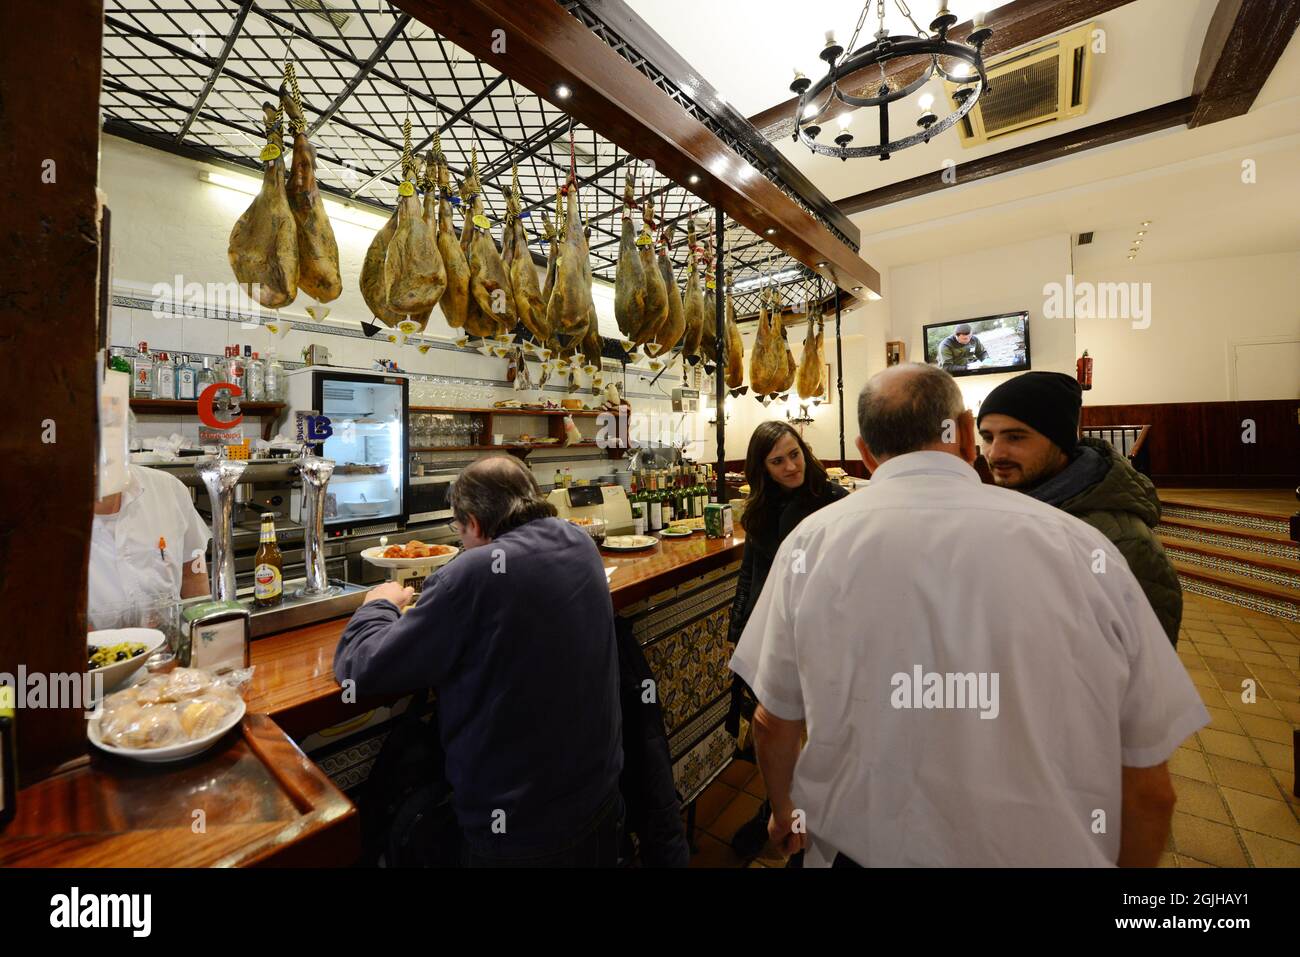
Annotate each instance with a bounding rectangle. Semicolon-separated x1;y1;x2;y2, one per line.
546;144;597;348
384;117;446;316
723;270;745;389
432;145;470;330
280;66;340;304
229;102;298;309
645;225;685;358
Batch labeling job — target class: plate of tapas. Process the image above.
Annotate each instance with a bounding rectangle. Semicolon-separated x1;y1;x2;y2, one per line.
361;541;460;569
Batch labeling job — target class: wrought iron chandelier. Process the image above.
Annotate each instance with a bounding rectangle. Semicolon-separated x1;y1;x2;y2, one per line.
789;0;993;161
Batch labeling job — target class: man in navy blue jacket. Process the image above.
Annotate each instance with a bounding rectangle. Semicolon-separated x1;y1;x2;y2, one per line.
334;455;624;866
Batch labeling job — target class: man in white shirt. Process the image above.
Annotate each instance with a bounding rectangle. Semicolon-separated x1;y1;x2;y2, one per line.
730;363;1207;867
89;464;211;627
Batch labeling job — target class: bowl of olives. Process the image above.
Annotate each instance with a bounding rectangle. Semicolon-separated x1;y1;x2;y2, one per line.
87;628;167;692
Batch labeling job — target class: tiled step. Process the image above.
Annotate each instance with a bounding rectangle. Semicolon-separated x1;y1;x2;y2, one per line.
1157;517;1299;562
1171;560;1300;623
1160;538;1300;591
1160;500;1292;537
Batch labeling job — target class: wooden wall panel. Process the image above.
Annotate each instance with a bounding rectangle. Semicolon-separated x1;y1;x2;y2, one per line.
1082;400;1299;487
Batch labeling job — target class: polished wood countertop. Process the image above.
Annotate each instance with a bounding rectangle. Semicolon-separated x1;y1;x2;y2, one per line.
247;529;747;737
1;528;745;867
0;714;358;868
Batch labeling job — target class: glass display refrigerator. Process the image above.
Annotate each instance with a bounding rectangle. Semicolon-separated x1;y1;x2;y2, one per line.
285;368;408;535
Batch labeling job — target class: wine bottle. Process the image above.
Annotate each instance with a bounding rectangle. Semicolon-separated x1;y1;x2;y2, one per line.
0;684;15;828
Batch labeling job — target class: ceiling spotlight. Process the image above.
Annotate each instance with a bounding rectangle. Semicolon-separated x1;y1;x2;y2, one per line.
816;261;828;267
688;174;700;184
1137;230;1146;236
852;285;862;291
1134;239;1142;245
765;227;776;235
554;84;571;100
1141;220;1152;226
1127;255;1135;260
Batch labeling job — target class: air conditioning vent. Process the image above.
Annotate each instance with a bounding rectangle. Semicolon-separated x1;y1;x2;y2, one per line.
947;22;1095;148
1077;231;1094;246
288;0;352;32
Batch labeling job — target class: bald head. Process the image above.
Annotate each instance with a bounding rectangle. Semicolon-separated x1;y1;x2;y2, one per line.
857;363;968;462
449;455;556;543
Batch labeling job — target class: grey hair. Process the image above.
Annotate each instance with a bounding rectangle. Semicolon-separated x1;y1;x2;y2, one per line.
857;362;965;459
448;455;556;540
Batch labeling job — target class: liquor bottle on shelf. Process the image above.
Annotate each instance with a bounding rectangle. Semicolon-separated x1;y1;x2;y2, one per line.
562;467;572;488
246;349;266;401
176;354;197;400
253;513;284;608
661;472;675;526
264;351;284;402
131;341;154;398
196;356;217;393
553;468;563;490
229;345;245;390
152;351;176;400
709;465;719;504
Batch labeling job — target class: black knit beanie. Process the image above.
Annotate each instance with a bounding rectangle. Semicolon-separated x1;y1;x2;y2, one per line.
977;372;1083;454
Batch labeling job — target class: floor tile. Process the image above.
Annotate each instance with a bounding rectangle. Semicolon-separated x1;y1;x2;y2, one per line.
1185;629;1228;646
1271;770;1298;807
1224;634;1272;653
744;772;767;800
705;790;764;844
1157;850;1177;868
1221;692;1282;719
1170;774;1231;824
1170;812;1249;867
691;780;738;830
1169;747;1214;784
1238;649;1284;668
1176;855;1217;867
1241;830;1300;867
1238;713;1296;745
1272;700;1300;723
1254;740;1294;772
689;832;744;868
1198;729;1262;764
1219;788;1300;844
1206;754;1286;799
1199;644;1243;662
1186;669;1217;690
718;758;757;790
1204;705;1243;735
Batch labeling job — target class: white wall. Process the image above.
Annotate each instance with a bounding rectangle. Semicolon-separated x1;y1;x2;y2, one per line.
1073;250;1300;405
885;235;1076;415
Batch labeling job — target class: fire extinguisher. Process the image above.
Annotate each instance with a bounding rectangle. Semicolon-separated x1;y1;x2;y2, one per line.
1076;350;1093;390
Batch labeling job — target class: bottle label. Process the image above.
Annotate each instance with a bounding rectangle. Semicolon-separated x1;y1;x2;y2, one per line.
259;143;281;162
254;564;282;600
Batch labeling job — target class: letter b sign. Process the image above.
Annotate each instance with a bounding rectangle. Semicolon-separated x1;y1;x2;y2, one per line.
306;415;334;442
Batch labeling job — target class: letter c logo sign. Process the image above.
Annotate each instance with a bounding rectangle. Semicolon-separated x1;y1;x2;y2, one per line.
198;382;243;429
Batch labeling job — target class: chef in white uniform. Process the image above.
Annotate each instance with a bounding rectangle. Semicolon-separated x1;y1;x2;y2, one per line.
731;363;1207;867
88;463;211;626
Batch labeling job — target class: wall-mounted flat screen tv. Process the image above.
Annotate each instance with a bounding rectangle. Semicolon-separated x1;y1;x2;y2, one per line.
923;312;1031;377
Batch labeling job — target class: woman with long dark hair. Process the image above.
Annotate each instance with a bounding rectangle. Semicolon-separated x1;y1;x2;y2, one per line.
725;421;846;859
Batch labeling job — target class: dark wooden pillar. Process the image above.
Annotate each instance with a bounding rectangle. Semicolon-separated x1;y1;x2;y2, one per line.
0;0;105;782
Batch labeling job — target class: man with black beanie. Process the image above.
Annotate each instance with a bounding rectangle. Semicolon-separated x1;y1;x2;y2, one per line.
977;371;1182;645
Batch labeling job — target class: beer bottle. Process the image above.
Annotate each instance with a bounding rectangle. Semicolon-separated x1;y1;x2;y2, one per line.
253;514;284;607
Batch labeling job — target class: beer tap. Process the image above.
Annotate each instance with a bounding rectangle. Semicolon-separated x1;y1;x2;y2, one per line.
195;457;249;603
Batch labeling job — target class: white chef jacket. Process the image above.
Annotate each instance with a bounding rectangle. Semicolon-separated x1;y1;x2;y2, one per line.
88;465;211;626
730;450;1207;867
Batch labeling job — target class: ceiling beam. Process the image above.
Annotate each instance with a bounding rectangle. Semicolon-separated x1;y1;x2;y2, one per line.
1189;0;1300;128
176;0;253;144
747;0;1135;140
392;0;881;300
836;97;1194;216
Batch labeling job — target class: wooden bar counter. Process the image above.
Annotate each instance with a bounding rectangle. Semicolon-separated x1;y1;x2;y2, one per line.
1;529;745;867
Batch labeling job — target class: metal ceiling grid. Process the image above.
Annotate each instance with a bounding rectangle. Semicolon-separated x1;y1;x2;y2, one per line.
100;0;827;320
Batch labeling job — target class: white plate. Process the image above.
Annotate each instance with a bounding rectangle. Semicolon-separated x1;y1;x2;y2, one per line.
360;544;459;569
87;628;167;693
600;535;658;552
659;528;694;538
88;698;246;764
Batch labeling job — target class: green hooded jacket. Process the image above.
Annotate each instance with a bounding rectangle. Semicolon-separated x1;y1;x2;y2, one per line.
1055;437;1182;645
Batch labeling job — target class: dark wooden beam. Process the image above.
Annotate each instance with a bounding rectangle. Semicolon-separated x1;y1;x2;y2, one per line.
0;0;104;782
748;0;1135;140
392;0;881;301
1189;0;1300;128
837;97;1194;215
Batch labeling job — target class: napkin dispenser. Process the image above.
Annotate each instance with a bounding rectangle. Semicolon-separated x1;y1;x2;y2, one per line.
182;600;250;674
